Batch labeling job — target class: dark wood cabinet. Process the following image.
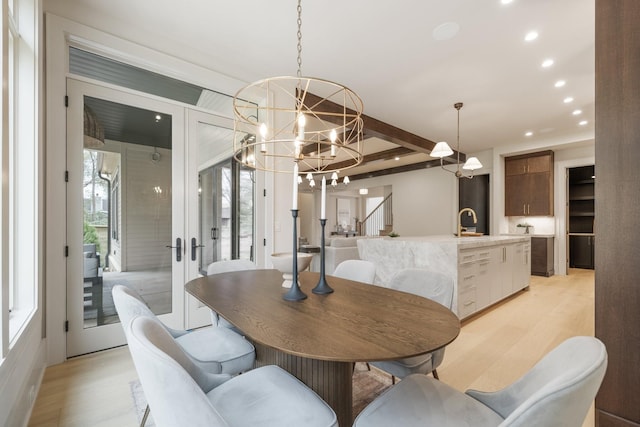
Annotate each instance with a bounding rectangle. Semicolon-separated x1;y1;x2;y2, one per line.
531;236;554;276
504;151;554;216
569;235;594;269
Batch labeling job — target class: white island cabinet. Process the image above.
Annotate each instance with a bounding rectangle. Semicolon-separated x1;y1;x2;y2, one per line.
357;235;531;319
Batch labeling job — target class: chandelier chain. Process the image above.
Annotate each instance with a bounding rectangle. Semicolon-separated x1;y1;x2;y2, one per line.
296;0;303;77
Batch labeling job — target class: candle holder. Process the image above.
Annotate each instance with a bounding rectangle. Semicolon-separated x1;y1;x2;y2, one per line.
283;209;308;301
312;219;334;294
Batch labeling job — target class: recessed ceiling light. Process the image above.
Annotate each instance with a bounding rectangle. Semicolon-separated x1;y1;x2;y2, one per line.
554;80;566;87
579;120;588;126
394;156;400;161
563;97;574;103
525;31;538;42
572;109;582;115
541;59;554;68
501;0;514;4
155;114;162;121
525;131;533;137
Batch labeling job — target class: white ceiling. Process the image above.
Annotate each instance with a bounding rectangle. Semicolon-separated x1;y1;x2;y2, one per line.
47;0;595;175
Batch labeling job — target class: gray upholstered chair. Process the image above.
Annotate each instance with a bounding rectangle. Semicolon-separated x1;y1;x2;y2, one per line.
332;259;376;284
113;285;255;426
113;285;255;375
126;315;338;427
353;336;607;427
370;268;454;381
206;259;256;329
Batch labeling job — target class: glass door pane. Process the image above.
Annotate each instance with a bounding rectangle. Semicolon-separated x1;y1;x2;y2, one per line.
186;111;256;328
67;79;186;356
198;160;232;271
239;166;255;261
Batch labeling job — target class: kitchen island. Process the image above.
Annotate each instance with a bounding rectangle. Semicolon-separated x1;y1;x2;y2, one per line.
357;235;531;319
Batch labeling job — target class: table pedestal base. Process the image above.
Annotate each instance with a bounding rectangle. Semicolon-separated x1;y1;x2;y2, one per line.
253;342;353;426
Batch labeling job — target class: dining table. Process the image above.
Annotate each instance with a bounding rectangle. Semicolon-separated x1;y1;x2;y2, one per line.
185;269;460;426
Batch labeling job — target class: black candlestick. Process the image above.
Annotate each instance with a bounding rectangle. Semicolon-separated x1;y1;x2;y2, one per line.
312;219;334;294
283;209;307;301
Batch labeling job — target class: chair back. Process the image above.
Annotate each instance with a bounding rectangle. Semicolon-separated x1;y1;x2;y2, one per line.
207;259;256;276
126;315;228;427
498;336;607;427
112;285;185;338
112;285;156;327
387;269;454;309
332;259;376;284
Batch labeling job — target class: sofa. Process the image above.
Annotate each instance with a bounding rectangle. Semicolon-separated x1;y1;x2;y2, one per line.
324;237;363;275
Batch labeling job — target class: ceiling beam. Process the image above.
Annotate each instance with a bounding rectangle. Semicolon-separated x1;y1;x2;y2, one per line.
302;92;466;161
301;147;416;173
347;159;447;181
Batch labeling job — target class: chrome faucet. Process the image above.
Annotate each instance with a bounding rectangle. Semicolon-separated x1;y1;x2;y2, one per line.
458;208;478;237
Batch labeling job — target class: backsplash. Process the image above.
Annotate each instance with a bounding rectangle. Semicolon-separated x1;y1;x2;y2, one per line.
507;216;555;235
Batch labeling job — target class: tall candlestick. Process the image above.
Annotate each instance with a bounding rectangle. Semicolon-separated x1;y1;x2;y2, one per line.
321;176;326;219
292;162;299;209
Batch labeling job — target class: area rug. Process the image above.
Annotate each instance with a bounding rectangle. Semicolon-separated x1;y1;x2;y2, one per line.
130;362;392;425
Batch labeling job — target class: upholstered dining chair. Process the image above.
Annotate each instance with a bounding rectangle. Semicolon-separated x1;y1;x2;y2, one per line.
112;285;255;427
353;336;607;427
206;259;256;329
370;269;454;381
126;314;338;427
332;259;376;284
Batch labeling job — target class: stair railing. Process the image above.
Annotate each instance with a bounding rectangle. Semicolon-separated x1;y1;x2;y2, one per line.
360;193;393;236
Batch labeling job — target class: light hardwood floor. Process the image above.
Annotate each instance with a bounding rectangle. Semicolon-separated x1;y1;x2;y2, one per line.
28;269;595;427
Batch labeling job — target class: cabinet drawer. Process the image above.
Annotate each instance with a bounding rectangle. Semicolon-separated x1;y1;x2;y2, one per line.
458;262;477;291
459;287;477;318
459;251;477;265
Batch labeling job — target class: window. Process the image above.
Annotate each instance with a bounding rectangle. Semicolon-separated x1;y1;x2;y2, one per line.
2;0;39;354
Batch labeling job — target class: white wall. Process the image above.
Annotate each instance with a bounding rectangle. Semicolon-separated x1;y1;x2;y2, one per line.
349;166;458;237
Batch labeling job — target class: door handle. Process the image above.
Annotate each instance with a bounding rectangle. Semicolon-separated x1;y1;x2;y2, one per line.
166;237;182;262
211;227;218;240
191;237;204;261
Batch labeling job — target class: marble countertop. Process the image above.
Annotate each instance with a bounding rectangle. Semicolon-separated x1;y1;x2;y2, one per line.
502;233;555;238
381;234;531;249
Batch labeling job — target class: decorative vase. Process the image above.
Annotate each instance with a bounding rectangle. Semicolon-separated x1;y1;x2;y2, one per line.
271;252;313;288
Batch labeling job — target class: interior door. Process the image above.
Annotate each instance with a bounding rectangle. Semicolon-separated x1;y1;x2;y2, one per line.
66;79;187;356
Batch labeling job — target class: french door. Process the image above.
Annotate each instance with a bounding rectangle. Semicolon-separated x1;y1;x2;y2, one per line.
66;80;187;356
185;110;255;329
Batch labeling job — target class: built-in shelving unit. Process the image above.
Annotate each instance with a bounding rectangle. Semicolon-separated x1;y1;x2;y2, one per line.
568;165;595;269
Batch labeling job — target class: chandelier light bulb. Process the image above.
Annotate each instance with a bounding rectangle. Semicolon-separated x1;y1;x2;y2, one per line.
297;114;306;140
330;129;337;157
259;123;268;152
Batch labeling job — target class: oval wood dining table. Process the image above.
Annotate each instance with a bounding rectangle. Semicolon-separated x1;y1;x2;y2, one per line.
185;269;460;426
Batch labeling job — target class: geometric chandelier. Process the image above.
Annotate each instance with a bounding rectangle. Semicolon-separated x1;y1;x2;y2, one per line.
232;0;364;176
430;102;483;179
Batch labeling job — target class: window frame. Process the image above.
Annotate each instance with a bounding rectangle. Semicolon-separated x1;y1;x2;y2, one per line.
2;0;39;356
